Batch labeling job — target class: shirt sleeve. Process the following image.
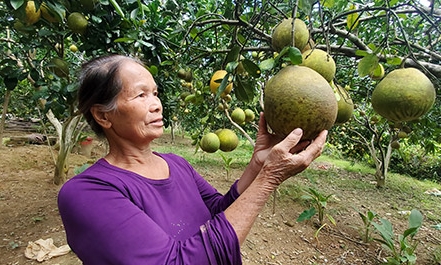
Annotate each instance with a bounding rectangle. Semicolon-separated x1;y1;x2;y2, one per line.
58;176;242;265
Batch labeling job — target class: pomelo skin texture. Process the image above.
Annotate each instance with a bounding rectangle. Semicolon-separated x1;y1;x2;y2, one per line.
200;132;220;153
272;18;309;52
371;68;436;122
216;129;239;152
301;49;336;82
334;84;354;125
264;65;338;140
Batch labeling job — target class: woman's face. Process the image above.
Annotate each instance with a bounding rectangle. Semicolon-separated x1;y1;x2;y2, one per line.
105;60;163;144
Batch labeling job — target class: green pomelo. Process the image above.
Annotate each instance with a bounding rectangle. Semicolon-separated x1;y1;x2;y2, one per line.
231;108;246;124
200;133;220;153
271;18;309;52
301;49;336;82
334;84;354;125
67;12;88;34
371;68;435;122
216;129;239;152
264;65;338;140
49;57;69;78
244;109;255;122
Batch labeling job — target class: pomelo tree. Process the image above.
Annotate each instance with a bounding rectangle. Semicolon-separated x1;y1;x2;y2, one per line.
1;0;440;187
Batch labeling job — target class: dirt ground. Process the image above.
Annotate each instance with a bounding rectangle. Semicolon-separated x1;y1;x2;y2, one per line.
1;130;440;265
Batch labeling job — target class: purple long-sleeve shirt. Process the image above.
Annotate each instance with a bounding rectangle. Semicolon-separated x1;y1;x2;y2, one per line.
58;152;242;265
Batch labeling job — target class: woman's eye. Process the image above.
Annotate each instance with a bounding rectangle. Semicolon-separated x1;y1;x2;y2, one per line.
153;91;159;96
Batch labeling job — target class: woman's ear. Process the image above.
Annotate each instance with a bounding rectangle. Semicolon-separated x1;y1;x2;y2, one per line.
90;105;112;129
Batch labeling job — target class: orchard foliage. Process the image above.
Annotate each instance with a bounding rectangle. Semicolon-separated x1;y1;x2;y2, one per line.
1;0;440;184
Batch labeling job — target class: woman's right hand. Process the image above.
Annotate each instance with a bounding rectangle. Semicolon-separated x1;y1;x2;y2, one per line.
257;127;328;188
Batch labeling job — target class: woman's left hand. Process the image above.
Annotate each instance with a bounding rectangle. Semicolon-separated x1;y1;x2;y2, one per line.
250;112;311;170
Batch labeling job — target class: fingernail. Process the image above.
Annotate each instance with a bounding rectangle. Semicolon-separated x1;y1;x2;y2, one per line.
293;128;302;135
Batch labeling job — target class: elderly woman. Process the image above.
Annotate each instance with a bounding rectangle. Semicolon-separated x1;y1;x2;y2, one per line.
58;54;327;265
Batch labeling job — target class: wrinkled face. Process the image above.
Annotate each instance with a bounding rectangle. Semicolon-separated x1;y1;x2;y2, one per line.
105;60;163;145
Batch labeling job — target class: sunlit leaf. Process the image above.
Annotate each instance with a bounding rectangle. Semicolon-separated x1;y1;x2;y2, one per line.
347;4;359;30
11;0;25;10
147;65;159;76
358;54;379;77
387;57;402;65
259;58;275;71
355;50;370;57
288;46;302;65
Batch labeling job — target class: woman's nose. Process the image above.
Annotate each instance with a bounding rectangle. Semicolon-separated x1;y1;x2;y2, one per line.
150;98;162;113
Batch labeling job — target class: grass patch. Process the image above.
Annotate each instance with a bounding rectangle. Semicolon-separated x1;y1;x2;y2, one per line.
153;132;441;224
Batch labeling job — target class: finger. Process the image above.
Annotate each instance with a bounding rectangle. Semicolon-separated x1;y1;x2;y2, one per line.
257;112;268;135
303;130;328;157
290;140;311;154
277;128;303;152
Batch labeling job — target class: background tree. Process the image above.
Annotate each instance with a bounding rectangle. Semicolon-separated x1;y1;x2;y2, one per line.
1;0;440;186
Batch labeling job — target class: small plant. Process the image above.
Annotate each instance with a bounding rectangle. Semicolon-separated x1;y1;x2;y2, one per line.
372;209;423;265
297;187;336;244
356;208;378;243
297;187;334;225
433;245;441;265
219;153;233;179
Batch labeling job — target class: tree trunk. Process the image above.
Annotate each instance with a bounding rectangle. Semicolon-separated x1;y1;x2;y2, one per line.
0;90;12;146
47;110;85;185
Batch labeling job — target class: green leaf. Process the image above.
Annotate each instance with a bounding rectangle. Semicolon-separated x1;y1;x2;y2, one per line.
347;4;359;30
387;57;402;65
241;59;261;78
408;209;423;229
235;76;255;102
259;58;275;71
297;207;316;222
326;214;336;225
109;0;125;18
299;0;315;14
372;218;395;249
66;83;77;93
367;43;377;51
355;50;370;57
30;69;39;82
147;65;159;76
357;54;379;77
216;74;231;98
3;77;18;91
320;0;335;8
114;37;135;43
225;46;241;64
11;0;25;10
288;46;302;65
226;62;238;73
402;227;419;239
367;211;377;221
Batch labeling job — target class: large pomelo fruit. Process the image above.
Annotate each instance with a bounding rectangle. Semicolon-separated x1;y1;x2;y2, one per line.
264;65;338;140
371;68;435;122
271;18;309;52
